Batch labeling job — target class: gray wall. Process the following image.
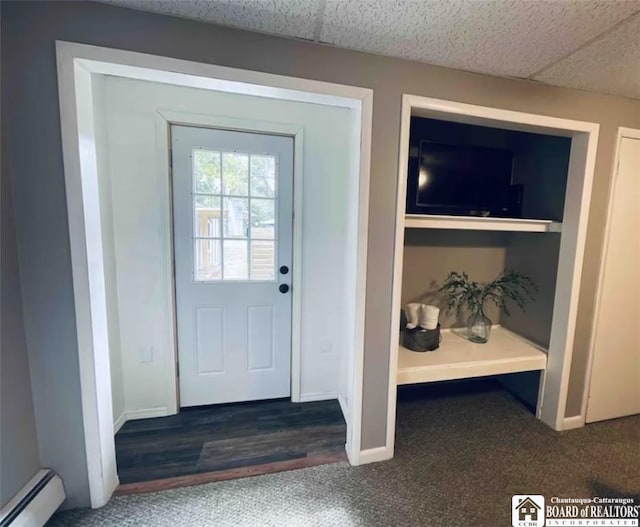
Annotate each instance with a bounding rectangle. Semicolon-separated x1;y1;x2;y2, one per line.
1;147;41;507
402;230;508;328
503;233;562;348
1;0;639;507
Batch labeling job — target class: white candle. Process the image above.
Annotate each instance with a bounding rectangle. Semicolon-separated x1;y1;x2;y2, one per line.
405;303;421;327
420;304;440;330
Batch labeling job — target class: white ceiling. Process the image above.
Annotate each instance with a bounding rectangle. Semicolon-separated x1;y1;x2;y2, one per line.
104;0;640;100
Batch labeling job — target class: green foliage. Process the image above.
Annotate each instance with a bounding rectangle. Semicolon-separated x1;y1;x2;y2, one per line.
193;150;250;195
439;270;537;316
222;152;249;195
249;155;276;198
193;150;221;194
193;150;277;227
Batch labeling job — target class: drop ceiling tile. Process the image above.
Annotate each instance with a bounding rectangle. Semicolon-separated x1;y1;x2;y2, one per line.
534;13;640;100
320;0;640;78
105;0;320;40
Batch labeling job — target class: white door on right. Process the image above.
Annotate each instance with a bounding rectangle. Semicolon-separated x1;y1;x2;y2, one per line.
587;135;640;423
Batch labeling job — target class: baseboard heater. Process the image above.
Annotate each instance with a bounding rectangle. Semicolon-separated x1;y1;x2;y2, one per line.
0;470;65;527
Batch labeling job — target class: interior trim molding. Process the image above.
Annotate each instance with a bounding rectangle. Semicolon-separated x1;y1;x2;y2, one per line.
113;408;171;434
356;446;393;465
113;412;127;434
298;392;338;403
155;110;306;405
387;94;599;461
56;40;373;507
337;393;348;420
562;415;584;430
125;407;170;420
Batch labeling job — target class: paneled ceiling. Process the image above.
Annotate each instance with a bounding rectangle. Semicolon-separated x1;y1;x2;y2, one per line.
104;0;640;100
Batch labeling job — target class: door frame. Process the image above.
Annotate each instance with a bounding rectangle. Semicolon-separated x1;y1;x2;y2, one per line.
157;111;305;403
582;126;640;422
56;41;372;508
387;94;599;459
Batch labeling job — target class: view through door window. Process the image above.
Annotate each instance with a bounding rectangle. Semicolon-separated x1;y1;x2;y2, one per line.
192;149;277;281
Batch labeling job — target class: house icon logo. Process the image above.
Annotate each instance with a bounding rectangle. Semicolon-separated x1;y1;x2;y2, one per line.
512;495;545;527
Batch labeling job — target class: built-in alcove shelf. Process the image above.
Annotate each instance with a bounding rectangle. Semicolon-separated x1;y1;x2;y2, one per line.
397;326;547;385
404;214;562;233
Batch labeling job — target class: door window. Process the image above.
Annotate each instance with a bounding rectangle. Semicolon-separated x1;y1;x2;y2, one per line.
192;149;277;281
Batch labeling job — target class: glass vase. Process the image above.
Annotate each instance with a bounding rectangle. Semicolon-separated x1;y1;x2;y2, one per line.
467;306;492;343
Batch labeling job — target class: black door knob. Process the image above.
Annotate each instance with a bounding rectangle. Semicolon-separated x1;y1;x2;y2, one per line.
279;265;289;275
279;284;290;294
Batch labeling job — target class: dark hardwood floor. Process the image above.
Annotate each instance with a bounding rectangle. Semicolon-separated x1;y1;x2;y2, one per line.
115;398;346;489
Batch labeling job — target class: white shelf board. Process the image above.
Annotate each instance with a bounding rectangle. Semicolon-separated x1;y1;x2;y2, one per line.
397;326;547;385
404;214;562;233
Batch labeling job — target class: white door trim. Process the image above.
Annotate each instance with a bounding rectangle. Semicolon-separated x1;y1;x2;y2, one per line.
581;126;640;424
56;41;372;508
155;110;306;402
387;94;599;460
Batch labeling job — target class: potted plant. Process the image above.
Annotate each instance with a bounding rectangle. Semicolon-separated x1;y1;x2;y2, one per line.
439;270;537;343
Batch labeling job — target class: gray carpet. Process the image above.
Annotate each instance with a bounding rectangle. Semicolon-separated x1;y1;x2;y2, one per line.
48;382;640;526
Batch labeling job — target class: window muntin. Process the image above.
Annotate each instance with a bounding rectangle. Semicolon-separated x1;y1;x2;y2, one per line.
192;149;277;281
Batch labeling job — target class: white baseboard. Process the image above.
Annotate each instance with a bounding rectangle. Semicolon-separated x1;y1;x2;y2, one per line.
297;392;337;403
562;415;585;430
113;412;127;433
345;441;357;465
124;407;170;420
112;408;171;434
354;446;393;465
337;393;348;421
0;470;65;527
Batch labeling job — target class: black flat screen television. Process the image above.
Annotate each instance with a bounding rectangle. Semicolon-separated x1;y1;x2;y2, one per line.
407;141;521;217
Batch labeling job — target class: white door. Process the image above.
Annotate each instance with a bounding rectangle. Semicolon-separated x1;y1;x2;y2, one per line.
172;125;294;407
586;135;640;422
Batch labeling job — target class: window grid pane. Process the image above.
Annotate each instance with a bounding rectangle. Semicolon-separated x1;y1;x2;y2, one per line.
192;149;278;282
194;195;221;238
250;154;276;198
223;197;249;238
222;239;248;280
250;240;275;280
250;198;276;240
193;149;221;194
194;239;222;281
222;152;249;196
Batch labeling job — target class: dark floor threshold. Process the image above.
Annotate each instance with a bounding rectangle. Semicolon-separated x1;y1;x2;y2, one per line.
115;452;347;496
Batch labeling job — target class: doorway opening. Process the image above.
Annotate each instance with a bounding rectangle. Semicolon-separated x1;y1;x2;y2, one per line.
57;42;372;507
386;94;599;463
